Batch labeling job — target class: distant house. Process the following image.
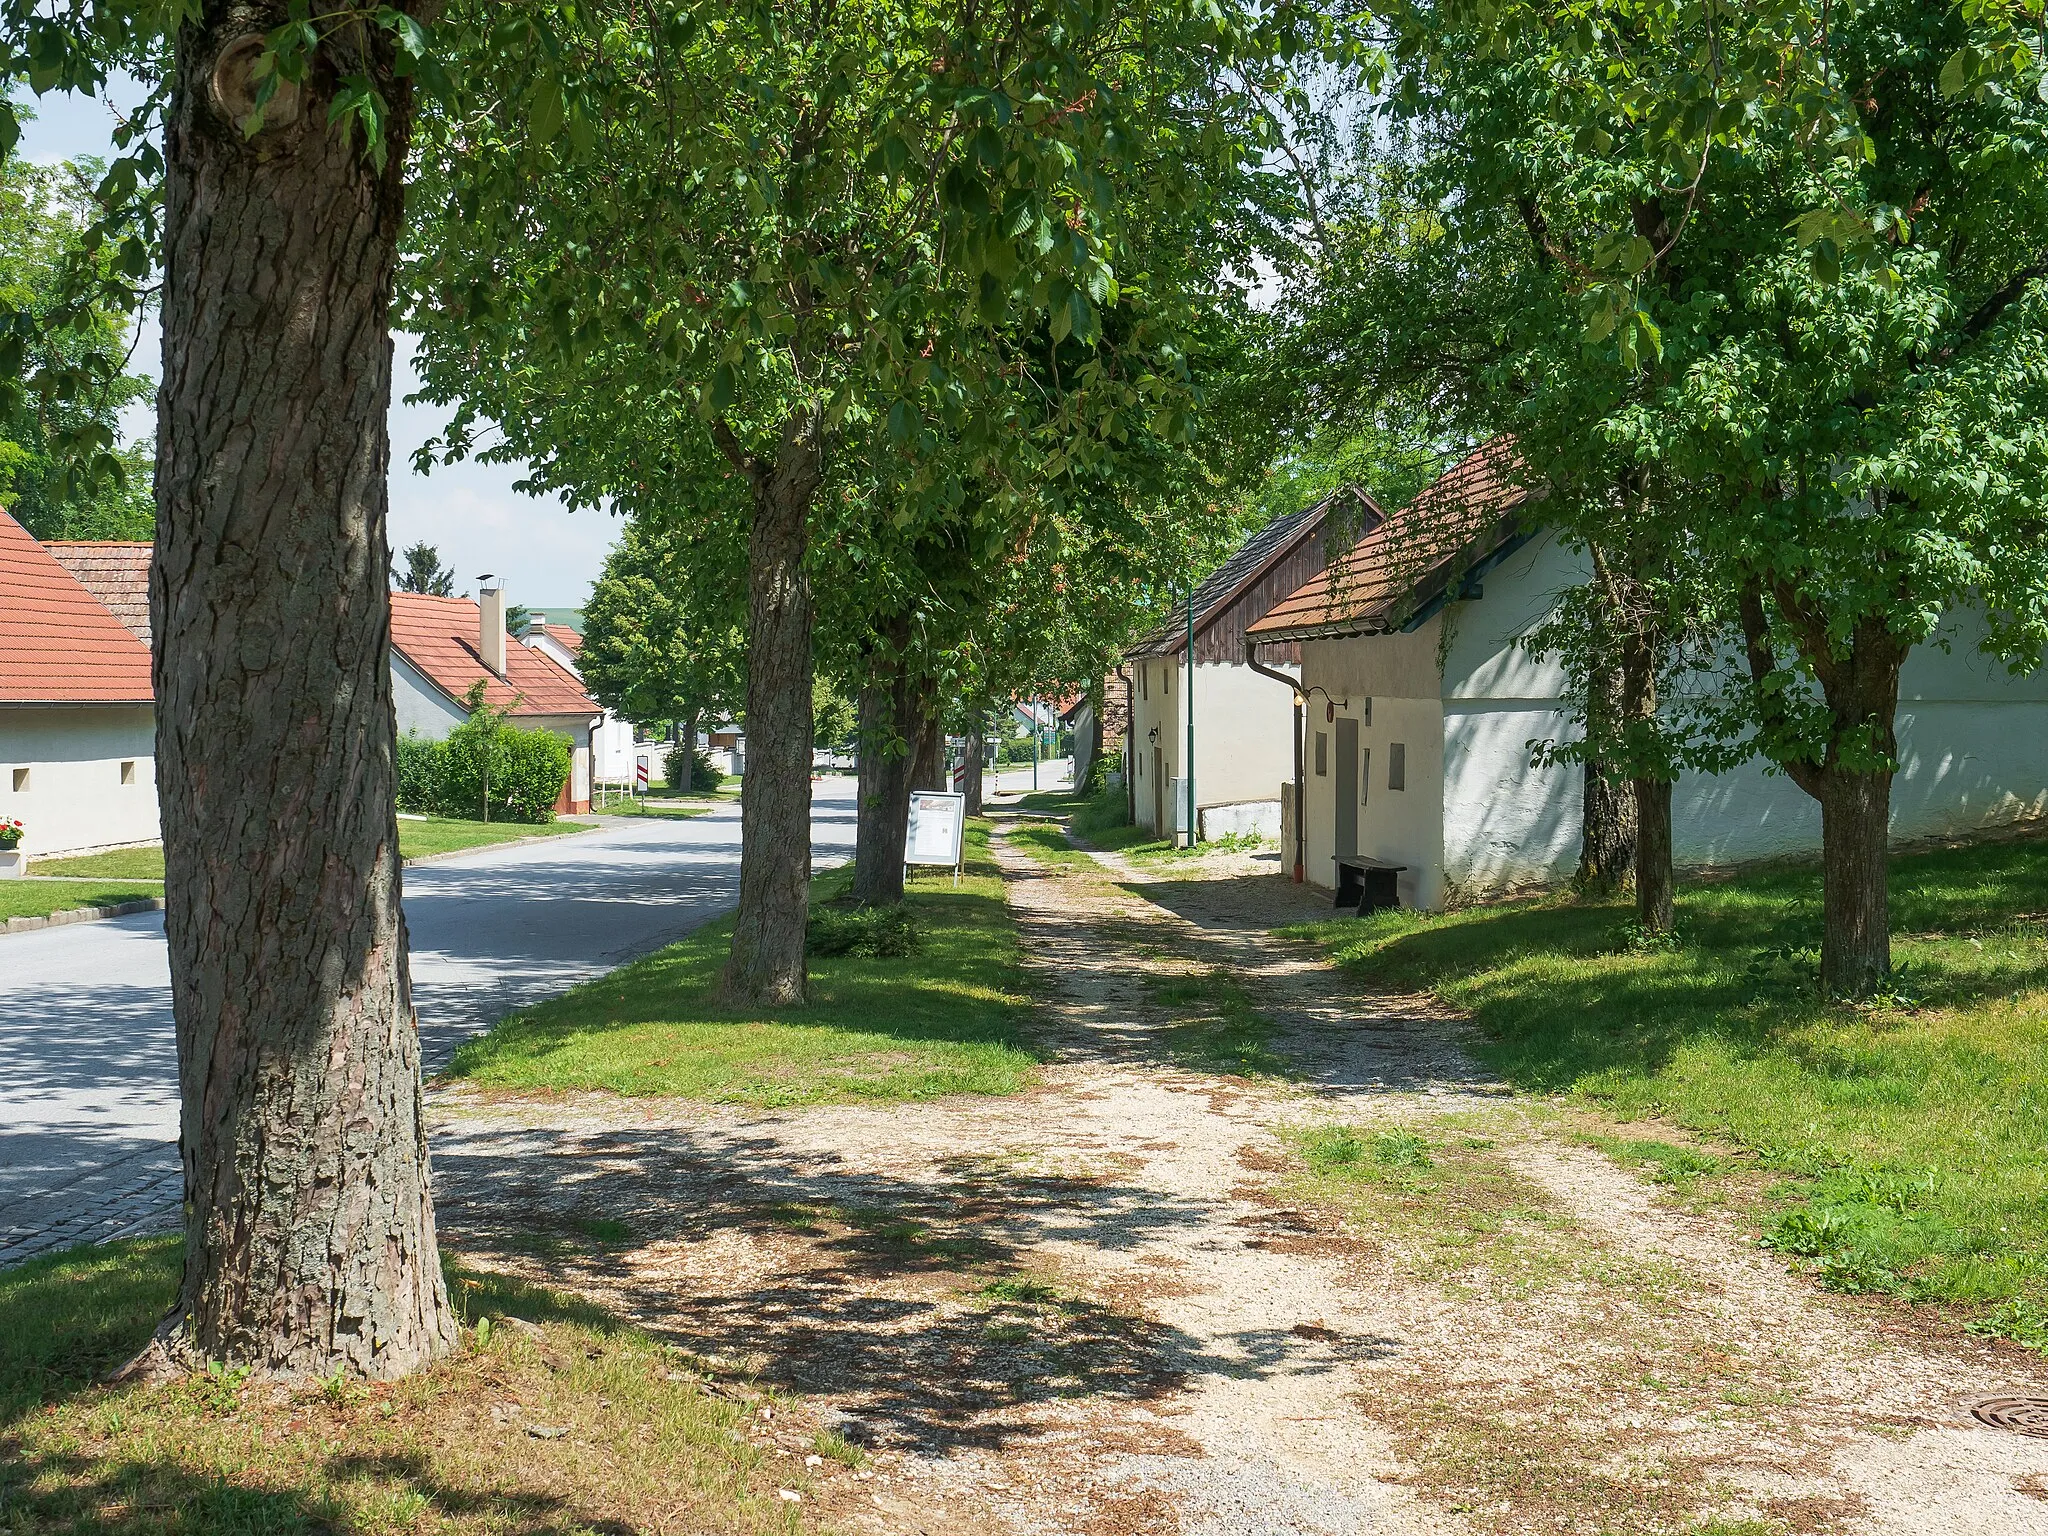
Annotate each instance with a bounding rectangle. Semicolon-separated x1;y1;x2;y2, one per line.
1125;490;1371;842
0;513;158;856
520;619;636;784
45;540;152;647
390;584;600;814
1247;439;2048;909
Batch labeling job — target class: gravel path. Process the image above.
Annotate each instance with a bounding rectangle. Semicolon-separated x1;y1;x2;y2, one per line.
429;818;2048;1536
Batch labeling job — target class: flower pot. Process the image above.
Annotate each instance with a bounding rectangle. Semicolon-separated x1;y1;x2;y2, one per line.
0;848;23;878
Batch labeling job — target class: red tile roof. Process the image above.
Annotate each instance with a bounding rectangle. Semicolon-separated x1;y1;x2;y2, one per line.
531;623;581;659
43;540;152;646
0;512;154;704
389;591;597;719
1247;440;1536;641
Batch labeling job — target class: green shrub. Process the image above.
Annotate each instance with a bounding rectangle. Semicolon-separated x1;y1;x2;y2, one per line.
440;717;571;823
395;731;445;814
666;745;725;793
807;903;920;958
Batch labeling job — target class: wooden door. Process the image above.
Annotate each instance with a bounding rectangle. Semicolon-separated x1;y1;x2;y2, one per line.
1152;745;1164;833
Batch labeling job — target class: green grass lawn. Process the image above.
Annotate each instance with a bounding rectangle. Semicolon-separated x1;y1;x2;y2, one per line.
445;821;1039;1106
0;1239;811;1534
28;818;592;884
592;795;713;819
1286;835;2048;1345
0;882;162;922
1014;783;1166;854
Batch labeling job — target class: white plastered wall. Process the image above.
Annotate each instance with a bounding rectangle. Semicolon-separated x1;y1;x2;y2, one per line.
1126;656;1179;832
1192;659;1297;812
1435;530;2048;890
1299;625;1446;907
392;652;468;741
0;706;160;856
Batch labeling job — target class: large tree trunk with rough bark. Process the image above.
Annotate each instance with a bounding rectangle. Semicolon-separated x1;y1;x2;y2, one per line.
1819;768;1895;996
721;411;823;1005
151;7;454;1381
1576;642;1635;894
680;710;698;784
851;618;917;906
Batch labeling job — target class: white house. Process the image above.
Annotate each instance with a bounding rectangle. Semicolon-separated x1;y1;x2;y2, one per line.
1125;489;1371;844
521;619;637;784
0;512;159;858
1246;439;2048;910
390;584;601;814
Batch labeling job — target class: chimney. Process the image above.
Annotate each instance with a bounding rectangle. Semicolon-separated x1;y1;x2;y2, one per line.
477;575;508;678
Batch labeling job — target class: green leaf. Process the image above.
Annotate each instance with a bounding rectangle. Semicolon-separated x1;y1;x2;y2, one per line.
530;83;564;145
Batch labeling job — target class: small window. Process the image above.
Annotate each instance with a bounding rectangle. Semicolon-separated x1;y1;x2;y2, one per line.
1314;732;1328;777
1389;743;1406;791
120;760;137;785
1141;668;1148;700
1361;698;1373;727
1360;747;1370;805
10;767;26;793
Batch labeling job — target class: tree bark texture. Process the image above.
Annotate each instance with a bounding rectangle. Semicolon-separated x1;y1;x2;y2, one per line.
154;6;455;1380
721;411;824;1005
909;703;945;792
1738;578;1908;996
1633;776;1674;933
851;618;918;906
962;727;984;816
1576;645;1635;894
680;710;698;780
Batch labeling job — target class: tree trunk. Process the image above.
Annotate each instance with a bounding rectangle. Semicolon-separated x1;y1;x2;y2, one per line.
1576;650;1635;894
1818;768;1894;996
962;726;985;817
680;709;698;784
1736;578;1907;996
851;621;916;906
909;702;945;792
1633;776;1674;932
721;412;823;1005
152;9;454;1380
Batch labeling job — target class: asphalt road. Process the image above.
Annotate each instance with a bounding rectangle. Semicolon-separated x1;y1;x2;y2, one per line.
0;779;858;1257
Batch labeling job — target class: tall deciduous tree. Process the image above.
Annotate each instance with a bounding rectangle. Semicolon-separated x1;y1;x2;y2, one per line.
405;0;1305;1000
150;5;454;1376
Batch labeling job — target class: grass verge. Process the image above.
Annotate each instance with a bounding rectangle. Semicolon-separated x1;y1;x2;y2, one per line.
444;821;1039;1105
28;818;591;884
0;1238;810;1535
1284;836;2048;1342
1146;967;1292;1076
0;884;162;922
590;795;712;819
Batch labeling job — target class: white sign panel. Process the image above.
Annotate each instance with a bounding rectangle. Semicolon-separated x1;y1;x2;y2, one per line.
906;790;966;867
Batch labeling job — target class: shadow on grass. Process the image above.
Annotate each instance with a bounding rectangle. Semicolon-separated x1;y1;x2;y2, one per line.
443;828;1043;1103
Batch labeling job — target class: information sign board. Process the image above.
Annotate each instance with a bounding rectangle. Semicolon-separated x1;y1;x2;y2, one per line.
906;790;966;872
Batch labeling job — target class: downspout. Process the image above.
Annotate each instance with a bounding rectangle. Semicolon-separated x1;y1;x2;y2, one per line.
1114;663;1135;826
1244;635;1307;882
1185;587;1196;847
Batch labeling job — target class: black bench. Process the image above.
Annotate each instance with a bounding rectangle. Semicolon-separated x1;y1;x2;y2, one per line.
1332;854;1405;914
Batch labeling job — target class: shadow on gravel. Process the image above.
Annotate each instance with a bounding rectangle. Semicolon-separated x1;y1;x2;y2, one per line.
433;1122;1389;1454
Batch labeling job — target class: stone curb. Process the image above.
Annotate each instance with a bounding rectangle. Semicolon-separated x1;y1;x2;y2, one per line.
3;897;166;935
0;824;611;939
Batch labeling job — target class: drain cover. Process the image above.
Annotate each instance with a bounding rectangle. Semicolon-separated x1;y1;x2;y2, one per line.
1970;1396;2048;1437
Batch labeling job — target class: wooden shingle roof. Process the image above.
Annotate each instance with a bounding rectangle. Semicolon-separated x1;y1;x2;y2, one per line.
1126;486;1381;660
44;540;152;647
0;512;154;705
1247;440;1536;643
390;592;598;719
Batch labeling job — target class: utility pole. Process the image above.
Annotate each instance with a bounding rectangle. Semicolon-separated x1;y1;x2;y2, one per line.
1184;585;1196;847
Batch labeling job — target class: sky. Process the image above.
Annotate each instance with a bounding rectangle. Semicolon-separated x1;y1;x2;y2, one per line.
16;85;620;609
